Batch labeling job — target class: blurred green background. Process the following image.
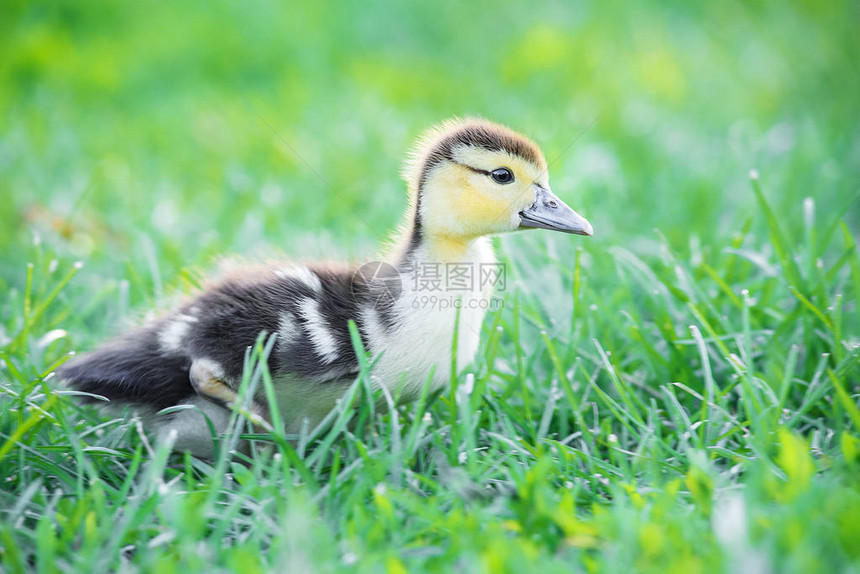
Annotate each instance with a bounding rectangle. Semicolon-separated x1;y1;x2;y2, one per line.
2;0;857;276
0;0;856;349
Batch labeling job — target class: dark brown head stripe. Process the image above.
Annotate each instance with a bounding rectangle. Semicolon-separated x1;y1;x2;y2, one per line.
419;123;543;188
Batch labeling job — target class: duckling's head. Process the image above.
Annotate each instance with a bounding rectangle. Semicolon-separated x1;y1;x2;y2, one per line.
403;118;592;251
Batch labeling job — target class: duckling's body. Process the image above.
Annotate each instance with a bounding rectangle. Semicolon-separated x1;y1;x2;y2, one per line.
57;118;592;457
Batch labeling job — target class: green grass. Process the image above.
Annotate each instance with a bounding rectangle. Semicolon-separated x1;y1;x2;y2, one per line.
2;1;860;572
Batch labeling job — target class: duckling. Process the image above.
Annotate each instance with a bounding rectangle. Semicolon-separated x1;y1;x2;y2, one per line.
56;118;593;457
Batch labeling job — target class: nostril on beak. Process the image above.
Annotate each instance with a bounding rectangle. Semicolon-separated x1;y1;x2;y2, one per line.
547;200;558;208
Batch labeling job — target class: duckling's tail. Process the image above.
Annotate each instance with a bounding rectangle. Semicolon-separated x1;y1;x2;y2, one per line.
55;327;195;412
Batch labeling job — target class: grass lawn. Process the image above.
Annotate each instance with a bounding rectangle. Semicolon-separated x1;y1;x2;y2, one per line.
1;1;859;572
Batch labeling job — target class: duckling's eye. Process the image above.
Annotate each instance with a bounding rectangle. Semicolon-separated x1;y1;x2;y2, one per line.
490;167;514;185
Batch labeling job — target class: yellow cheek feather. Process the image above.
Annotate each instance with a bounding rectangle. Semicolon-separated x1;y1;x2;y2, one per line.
419;169;525;259
452;147;545;221
456;188;514;231
419;166;484;258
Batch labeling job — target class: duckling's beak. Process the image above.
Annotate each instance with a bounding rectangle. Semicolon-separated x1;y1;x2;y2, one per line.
518;186;593;236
